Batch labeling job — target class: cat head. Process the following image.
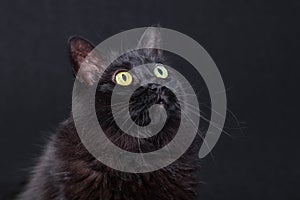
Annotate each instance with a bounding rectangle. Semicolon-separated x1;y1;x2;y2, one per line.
69;28;184;151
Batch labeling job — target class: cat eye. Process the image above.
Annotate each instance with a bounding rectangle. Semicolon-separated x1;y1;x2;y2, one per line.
154;64;168;79
114;71;133;86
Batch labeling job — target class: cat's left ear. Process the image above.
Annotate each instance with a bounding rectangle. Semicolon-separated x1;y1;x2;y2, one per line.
69;36;103;85
137;27;163;58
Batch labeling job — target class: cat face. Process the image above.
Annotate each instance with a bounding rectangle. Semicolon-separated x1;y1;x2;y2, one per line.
69;28;183;151
98;54;181;127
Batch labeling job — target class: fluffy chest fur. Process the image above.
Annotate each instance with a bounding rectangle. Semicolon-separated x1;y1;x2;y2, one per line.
57;120;200;200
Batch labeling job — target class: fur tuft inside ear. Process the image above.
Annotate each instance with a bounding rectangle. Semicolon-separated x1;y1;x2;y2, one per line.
68;36;102;85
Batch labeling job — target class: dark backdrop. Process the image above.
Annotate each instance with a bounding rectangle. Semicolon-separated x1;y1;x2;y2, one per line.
0;0;299;199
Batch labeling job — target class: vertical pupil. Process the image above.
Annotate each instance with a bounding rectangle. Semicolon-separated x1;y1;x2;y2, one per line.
157;68;163;75
122;74;127;81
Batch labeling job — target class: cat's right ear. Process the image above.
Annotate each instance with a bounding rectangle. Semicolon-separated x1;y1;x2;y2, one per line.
68;36;103;85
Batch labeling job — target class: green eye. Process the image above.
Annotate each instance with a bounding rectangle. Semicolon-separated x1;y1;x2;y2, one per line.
154;64;168;78
115;71;133;86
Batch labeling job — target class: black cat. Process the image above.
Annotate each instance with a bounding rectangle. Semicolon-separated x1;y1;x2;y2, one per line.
17;28;201;200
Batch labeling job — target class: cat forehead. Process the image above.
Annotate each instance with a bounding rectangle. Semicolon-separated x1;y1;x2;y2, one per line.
112;49;161;66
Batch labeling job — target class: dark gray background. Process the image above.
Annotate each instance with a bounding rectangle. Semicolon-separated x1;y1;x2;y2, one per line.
0;0;299;199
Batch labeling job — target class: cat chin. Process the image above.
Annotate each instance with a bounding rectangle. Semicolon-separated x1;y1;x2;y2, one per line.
149;104;165;124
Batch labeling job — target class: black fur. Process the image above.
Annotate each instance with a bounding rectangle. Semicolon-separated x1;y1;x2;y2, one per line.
17;28;201;200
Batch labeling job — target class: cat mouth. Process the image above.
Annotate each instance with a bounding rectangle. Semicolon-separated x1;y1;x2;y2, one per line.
128;99;167;127
156;95;165;105
127;84;179;127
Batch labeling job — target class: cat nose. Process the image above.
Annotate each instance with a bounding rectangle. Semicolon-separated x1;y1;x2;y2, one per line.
148;83;163;92
147;84;166;103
